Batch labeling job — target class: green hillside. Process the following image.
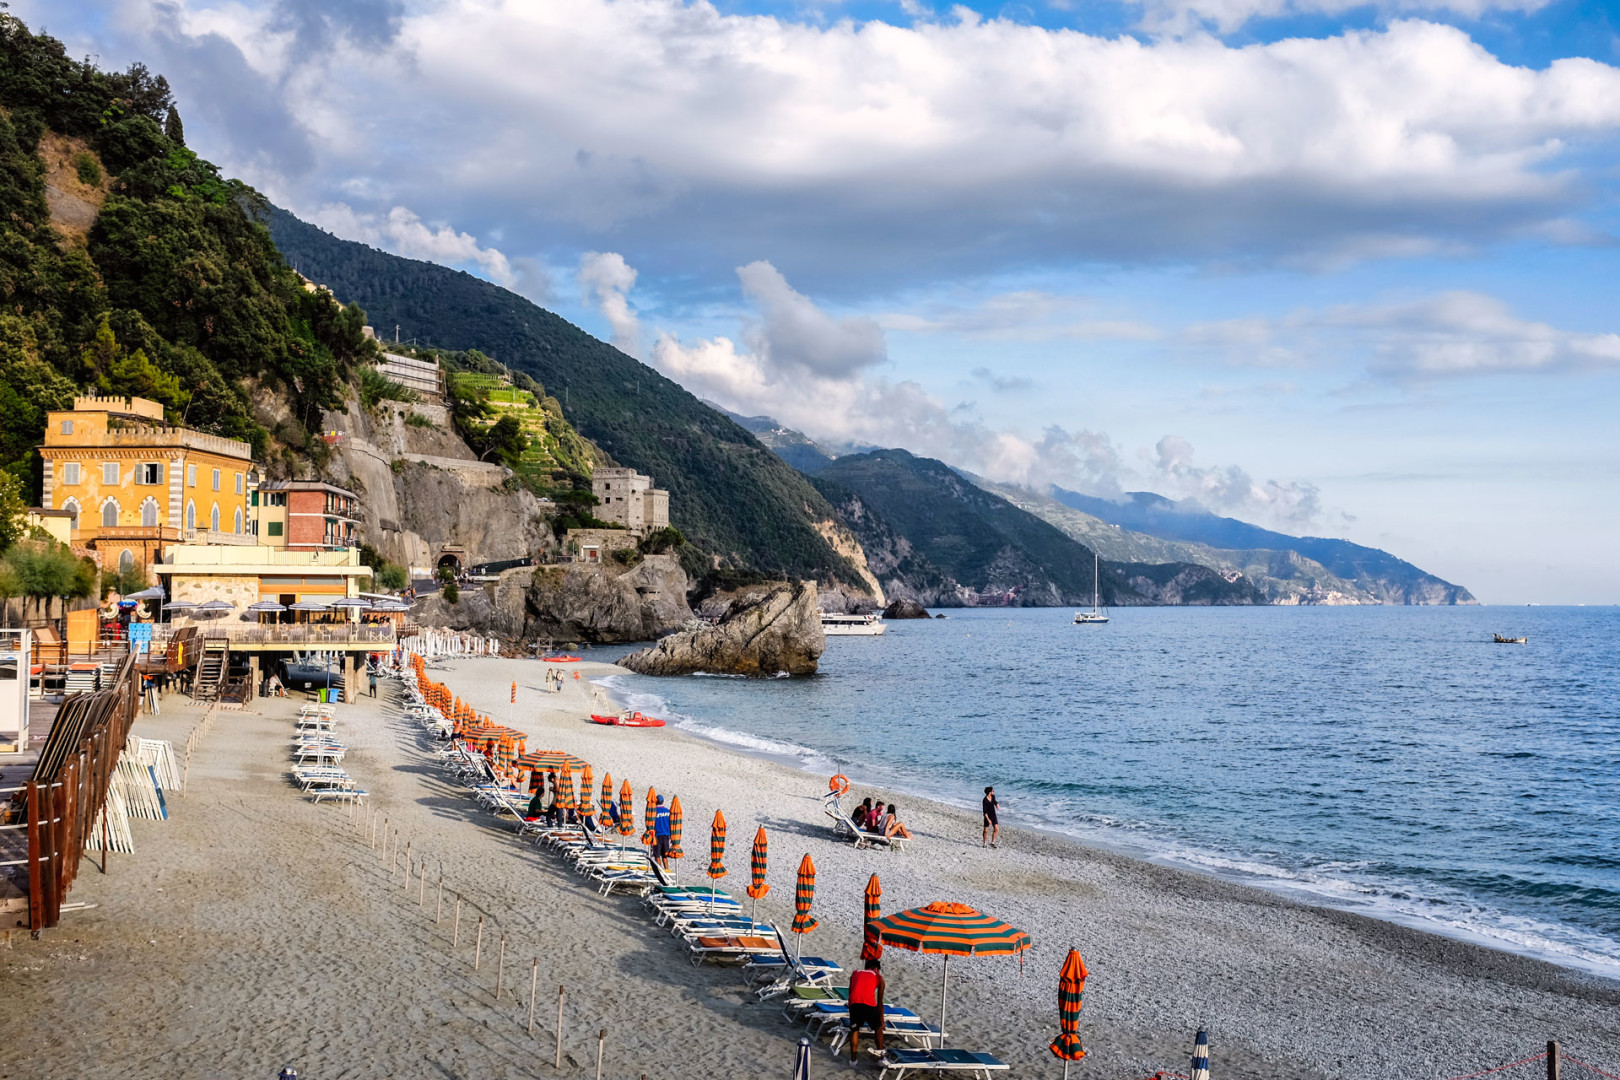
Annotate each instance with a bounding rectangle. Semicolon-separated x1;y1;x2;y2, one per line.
0;16;377;499
264;208;868;588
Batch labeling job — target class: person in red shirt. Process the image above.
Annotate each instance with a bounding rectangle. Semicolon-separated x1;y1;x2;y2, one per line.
847;958;886;1061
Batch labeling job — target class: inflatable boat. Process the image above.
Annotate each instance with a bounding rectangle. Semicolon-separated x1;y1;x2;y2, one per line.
589;712;667;728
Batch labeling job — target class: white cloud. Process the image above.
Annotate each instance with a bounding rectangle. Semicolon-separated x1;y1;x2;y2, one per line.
306;202;552;302
1185;290;1620;379
1153;435;1323;527
80;1;1620;293
1136;0;1549;36
577;251;644;356
882;291;1160;342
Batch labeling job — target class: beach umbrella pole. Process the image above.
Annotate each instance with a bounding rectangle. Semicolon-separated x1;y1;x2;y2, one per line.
940;954;950;1047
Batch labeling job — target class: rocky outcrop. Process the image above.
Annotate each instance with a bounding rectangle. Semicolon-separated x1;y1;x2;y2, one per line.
620;580;825;677
525;555;692;644
883;598;931;619
1115;563;1267;606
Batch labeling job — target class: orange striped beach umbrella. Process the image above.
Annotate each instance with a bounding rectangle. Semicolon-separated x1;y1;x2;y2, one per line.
579;763;594;818
1049;948;1089;1076
668;795;685;862
556;766;576;812
707;810;727;880
745;826;769;923
600;771;614;824
790;853;818;958
643;786;659;845
872;901;1032;1045
862;874;883;961
617;779;634;841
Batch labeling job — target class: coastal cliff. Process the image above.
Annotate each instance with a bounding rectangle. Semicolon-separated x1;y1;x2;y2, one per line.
620;579;825;676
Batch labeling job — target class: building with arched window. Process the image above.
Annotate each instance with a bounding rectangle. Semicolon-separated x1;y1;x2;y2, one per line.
39;395;256;580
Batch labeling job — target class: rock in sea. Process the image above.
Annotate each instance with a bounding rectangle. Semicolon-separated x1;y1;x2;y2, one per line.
882;598;931;619
620;580;826;676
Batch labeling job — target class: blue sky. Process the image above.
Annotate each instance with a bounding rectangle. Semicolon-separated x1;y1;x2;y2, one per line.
23;0;1620;602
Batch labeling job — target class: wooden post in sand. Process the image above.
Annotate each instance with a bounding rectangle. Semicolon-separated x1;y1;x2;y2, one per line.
403;840;411;884
1549;1042;1561;1080
496;936;506;999
419;862;426;906
474;916;484;969
436;875;444;923
595;1029;605;1080
528;959;540;1034
453;897;462;945
555;986;565;1068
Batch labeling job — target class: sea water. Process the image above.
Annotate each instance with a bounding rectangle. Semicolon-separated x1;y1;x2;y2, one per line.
599;606;1620;979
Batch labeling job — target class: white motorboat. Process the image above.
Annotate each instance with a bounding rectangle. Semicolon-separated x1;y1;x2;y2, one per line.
1073;552;1110;625
821;612;887;636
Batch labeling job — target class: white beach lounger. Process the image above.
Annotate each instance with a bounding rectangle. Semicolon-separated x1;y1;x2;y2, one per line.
877;1049;1006;1080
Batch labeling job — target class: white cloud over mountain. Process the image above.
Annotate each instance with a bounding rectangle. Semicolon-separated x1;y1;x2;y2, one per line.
42;0;1620;295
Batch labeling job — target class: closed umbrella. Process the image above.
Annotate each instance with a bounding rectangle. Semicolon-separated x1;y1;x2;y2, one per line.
643;786;659;846
1049;948;1090;1077
862;874;883;961
579;763;594;819
668;795;685;870
707;810;727;912
872;902;1032;1047
791;853;818;959
745;826;770;924
556;767;577;815
1190;1030;1210;1080
600;772;614;827
617;779;634;845
792;1037;811;1080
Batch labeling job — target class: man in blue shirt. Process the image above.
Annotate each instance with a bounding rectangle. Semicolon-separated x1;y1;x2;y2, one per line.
652;794;673;869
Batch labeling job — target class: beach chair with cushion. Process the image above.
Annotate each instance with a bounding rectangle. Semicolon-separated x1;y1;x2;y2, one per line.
748;949;844;999
804;1001;926;1042
877;1049;1007;1080
823;793;894;850
828;1010;945;1055
689;928;784;966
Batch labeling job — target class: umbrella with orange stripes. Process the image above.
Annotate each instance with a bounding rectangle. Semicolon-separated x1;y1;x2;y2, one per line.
872;901;1031;1047
1049;948;1089;1077
600;771;614;826
862;874;883;961
745;826;770;923
556;766;577;815
579;763;594;818
668;795;685;864
617;779;635;845
643;786;659;846
790;853;818;959
706;810;727;911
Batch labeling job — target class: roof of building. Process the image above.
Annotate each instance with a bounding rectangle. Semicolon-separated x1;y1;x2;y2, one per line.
260;480;359;497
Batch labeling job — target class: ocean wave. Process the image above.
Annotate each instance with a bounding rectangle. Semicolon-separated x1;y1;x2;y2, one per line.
596;674;833;769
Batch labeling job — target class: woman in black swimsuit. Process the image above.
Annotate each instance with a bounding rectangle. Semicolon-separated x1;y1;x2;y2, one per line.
982;786;1000;847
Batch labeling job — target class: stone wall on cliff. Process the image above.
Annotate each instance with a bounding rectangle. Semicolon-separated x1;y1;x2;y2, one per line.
620;579;824;676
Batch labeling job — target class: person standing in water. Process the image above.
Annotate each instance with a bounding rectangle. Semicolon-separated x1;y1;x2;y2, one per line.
982;786;1000;847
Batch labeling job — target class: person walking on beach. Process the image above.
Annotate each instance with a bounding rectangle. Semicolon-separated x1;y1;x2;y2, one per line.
982;786;1000;847
847;958;886;1061
368;666;378;698
652;794;672;869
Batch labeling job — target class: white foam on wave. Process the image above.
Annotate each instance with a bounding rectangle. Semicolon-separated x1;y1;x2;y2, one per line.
595;674;834;771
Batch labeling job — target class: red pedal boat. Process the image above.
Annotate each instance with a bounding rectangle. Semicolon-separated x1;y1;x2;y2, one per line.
541;655;582;662
589;712;667;728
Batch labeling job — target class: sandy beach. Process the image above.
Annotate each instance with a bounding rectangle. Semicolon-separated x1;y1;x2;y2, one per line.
3;654;1617;1080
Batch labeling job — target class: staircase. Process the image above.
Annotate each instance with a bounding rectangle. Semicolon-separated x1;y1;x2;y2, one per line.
193;637;230;702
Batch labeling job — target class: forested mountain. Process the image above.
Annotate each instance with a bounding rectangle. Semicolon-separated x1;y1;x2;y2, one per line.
1048;488;1474;604
0;15;377;500
264;209;871;590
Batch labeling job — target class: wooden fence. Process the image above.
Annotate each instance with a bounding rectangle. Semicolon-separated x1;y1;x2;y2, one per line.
12;653;139;932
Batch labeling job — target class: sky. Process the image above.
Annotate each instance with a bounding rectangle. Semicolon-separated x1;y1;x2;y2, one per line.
22;0;1620;603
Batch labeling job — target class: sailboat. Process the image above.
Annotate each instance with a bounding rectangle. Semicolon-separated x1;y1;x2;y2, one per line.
1073;551;1110;624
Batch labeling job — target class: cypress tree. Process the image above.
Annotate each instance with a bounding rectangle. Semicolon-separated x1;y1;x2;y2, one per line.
163;105;184;146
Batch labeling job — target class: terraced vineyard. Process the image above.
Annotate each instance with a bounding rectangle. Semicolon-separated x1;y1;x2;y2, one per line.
448;371;601;489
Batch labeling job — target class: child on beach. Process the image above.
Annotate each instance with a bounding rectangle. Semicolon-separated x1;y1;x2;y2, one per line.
982;786;1000;847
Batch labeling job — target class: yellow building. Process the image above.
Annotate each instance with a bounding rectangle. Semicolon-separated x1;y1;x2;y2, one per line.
40;395;256;578
158;544;373;612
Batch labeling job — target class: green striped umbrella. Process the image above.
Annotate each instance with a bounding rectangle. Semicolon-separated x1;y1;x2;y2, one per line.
1049;948;1089;1076
668;796;685;861
862;874;883;961
617;779;635;841
643;786;659;846
556;766;576;812
707;810;728;915
791;853;819;957
579;763;594;817
745;826;770;924
872;902;1032;1046
600;771;614;825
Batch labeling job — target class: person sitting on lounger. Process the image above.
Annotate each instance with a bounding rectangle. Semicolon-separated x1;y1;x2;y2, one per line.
868;803;888;834
543;772;562;825
847;958;887;1061
852;797;873;831
883;803;911;840
526;784;545;822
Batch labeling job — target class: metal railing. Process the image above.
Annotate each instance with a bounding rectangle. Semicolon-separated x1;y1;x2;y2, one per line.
218;624;397;646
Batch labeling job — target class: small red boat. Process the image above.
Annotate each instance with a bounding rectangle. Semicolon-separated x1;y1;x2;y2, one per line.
541;655;582;662
589;712;667;728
